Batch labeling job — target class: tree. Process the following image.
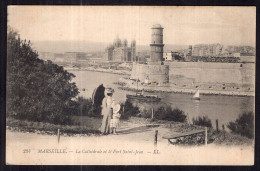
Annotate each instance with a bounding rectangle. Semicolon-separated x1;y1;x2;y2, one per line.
7;27;79;124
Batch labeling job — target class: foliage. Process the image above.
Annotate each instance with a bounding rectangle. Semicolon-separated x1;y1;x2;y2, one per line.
119;100;140;119
155;106;187;122
174;54;185;61
67;96;187;123
74;96;101;117
73;97;140;119
68;97;139;119
6;27;79;124
227;112;254;139
140;109;153;118
192;116;212;128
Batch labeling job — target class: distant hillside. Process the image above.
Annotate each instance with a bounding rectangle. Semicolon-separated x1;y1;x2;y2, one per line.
32;40;189;53
32;40;108;53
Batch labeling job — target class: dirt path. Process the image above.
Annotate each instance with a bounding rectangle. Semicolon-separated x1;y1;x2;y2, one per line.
6;118;254;165
72;116;185;144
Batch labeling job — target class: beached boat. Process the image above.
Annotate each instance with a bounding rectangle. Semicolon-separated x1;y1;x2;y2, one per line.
126;92;161;102
192;90;200;100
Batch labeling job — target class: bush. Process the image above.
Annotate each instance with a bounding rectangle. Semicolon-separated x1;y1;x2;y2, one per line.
155;106;186;122
70;97;138;119
227;112;254;139
192;116;212;128
59;96;101;118
75;96;101;117
76;96;92;115
6;27;79;125
119;100;140;119
140;109;153;118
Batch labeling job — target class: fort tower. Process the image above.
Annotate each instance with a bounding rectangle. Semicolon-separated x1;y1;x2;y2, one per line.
130;24;169;85
150;24;164;62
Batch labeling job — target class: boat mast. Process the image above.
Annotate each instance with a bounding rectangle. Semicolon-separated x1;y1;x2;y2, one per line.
137;78;139;91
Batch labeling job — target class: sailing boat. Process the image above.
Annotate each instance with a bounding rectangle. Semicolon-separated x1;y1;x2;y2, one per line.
192;89;200;100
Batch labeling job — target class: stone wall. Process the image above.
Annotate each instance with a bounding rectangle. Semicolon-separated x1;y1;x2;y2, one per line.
130;64;169;84
165;62;255;85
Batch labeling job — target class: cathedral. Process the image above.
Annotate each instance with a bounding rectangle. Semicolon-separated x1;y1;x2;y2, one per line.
103;37;136;62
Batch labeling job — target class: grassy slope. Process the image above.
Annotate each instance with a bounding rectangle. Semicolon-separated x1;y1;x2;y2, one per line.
6;116;253;146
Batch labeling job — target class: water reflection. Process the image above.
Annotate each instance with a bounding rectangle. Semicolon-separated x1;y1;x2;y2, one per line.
192;99;200;118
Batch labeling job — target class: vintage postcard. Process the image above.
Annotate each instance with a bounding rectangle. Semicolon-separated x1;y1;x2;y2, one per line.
6;6;255;165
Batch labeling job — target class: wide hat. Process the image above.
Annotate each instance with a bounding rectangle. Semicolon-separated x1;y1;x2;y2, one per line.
104;87;114;95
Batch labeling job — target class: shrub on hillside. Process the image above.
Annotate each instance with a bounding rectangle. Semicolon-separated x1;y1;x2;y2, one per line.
75;96;101;117
140;109;153;118
227;112;254;139
155;106;187;122
192;116;212;128
6;27;79;124
76;96;92;116
71;97;138;119
119;100;140;119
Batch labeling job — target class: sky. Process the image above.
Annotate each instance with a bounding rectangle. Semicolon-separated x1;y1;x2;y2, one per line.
8;6;256;46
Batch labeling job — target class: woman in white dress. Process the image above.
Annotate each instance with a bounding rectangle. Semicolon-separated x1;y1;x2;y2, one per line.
100;87;115;134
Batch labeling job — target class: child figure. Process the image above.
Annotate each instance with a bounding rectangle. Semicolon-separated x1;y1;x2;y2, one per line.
110;104;121;135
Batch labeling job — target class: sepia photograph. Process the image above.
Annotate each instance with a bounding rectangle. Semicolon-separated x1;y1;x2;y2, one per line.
6;6;255;165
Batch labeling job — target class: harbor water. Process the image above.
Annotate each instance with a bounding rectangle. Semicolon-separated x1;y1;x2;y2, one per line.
71;70;254;129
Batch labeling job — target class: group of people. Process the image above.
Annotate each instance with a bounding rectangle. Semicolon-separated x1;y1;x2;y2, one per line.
100;87;121;135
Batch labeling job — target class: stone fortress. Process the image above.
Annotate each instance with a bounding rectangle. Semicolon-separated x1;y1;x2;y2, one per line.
103;37;136;62
130;24;169;85
123;24;254;96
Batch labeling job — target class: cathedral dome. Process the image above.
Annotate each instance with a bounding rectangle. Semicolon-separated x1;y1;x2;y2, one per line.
113;37;122;47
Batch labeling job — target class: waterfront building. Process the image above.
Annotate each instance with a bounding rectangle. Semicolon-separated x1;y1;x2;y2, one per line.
192;44;223;57
163;52;173;61
64;52;89;62
226;45;255;56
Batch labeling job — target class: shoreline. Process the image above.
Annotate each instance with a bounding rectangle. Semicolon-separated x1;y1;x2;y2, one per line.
65;67;254;97
117;85;254;97
65;67;130;76
117;78;254;97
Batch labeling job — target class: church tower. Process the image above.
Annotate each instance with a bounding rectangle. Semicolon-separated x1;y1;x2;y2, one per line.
150;24;164;62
